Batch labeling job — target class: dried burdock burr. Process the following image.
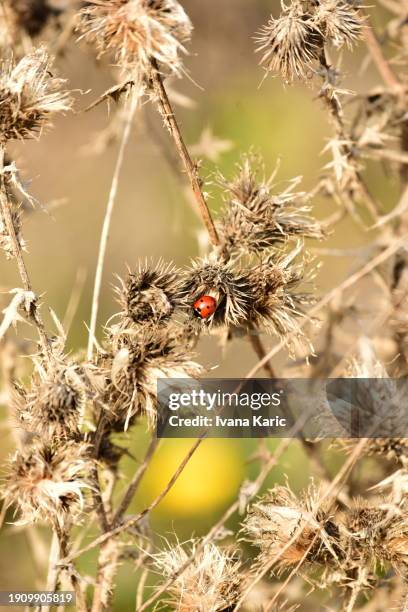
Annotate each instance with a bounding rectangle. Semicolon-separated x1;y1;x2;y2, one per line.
243;484;339;572
2;440;92;526
79;0;192;79
0;46;73;143
114;260;183;326
218;155;323;257
100;325;202;429
152;540;242;611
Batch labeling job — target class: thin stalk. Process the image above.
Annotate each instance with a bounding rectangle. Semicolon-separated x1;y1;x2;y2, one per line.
113;435;159;524
362;22;402;93
43;531;60;612
150;60;219;247
87;93;138;360
245;236;407;378
0;147;52;363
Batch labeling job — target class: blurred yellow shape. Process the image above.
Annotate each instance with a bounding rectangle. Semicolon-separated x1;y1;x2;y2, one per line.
139;438;243;517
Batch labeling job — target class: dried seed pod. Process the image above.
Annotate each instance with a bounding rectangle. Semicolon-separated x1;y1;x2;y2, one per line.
218;156;323;257
340;499;408;576
255;1;323;83
243;484;339;572
14;365;86;439
2;440;92;526
79;0;192;78
255;0;362;83
181;257;253;328
153;540;242;611
0;47;73;143
314;0;363;49
100;325;202;429
247;245;314;342
115;260;183;326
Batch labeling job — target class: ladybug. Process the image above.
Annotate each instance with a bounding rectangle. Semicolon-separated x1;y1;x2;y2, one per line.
193;295;217;319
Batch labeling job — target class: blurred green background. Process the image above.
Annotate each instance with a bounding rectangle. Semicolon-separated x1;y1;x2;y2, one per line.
0;1;399;609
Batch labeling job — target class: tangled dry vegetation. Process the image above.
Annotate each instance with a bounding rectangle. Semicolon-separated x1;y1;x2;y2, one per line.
0;0;408;610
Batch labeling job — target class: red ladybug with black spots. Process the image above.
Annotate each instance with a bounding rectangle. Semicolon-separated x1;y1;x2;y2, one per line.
193;295;217;319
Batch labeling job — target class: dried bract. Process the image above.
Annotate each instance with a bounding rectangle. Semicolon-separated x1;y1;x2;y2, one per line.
0;47;73;142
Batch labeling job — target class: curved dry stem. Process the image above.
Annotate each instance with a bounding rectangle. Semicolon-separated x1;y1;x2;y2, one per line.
87;92;139;360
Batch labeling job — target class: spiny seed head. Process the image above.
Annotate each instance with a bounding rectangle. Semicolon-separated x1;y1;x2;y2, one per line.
153;541;242;611
218;155;323;256
255;2;323;83
0;47;73;142
100;325;202;429
181;257;253;328
79;0;192;78
256;0;362;82
243;484;337;571
341;500;408;574
247;245;314;343
115;260;183;326
2;440;91;526
314;0;363;49
14;366;86;439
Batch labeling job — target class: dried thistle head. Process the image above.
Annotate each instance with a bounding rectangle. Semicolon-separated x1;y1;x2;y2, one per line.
0;47;73;142
181;257;253;328
14;364;86;439
314;0;363;49
255;1;323;83
79;0;192;78
152;540;242;611
340;499;408;576
2;440;91;526
256;0;362;82
247;245;314;344
243;483;338;572
218;156;323;257
340;344;408;458
100;325;202;429
115;260;183;327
